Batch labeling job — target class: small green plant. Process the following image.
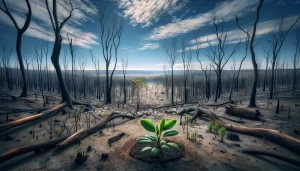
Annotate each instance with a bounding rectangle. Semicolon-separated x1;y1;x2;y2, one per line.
136;119;179;158
208;120;214;132
219;127;226;142
187;131;197;142
191;120;196;128
212;122;220;138
54;127;63;136
103;113;110;117
94;102;101;108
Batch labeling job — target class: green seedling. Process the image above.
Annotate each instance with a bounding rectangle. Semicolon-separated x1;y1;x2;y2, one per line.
208;120;214;132
137;119;179;158
219;127;226;142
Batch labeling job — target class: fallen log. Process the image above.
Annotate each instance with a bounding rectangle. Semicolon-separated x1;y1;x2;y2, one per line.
57;112;149;148
0;103;67;134
0;135;69;164
178;107;300;154
108;132;126;147
206;101;232;107
0;112;148;164
241;148;300;167
225;104;261;120
0;108;50;115
218;115;245;124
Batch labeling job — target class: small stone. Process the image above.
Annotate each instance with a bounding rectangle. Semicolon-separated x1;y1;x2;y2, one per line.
54;119;60;122
99;131;103;135
101;153;109;160
220;149;226;153
252;139;256;142
87;145;92;152
29;130;33;134
272;146;277;150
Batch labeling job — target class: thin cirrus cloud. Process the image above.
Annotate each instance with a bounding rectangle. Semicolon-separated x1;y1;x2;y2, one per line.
0;0;98;49
138;42;160;51
146;0;258;41
185;15;300;51
118;0;188;27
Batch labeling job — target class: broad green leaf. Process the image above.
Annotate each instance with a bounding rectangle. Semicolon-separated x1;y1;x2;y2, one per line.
145;134;157;141
160;140;166;145
163;119;177;130
141;147;152;152
136;137;152;144
151;147;161;157
159;119;165;133
167;142;179;149
140;119;155;132
161;144;170;152
163;129;179;137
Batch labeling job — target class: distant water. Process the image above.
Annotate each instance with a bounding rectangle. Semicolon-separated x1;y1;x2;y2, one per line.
84;70;186;78
84;70;255;78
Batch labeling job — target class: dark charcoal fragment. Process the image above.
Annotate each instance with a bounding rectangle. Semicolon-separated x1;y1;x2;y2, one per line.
101;153;109;160
75;151;87;165
87;145;92;152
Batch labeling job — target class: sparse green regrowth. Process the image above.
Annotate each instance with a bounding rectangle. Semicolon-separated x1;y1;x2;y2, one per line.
54;127;63;136
191;120;196;128
137;119;179;158
212;122;220;138
208;120;214;132
94;102;101;108
187;131;197;142
103;113;110;118
219;127;226;142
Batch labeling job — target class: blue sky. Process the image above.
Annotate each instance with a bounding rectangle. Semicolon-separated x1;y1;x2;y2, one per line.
0;0;300;70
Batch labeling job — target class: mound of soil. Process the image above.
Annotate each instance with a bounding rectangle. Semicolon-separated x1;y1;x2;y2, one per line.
129;142;184;163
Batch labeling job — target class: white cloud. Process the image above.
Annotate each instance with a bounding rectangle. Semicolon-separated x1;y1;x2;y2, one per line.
0;0;98;48
186;15;300;50
146;0;258;41
118;0;188;27
138;42;160;51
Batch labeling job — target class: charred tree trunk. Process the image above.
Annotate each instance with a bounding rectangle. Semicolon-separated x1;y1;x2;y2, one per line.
248;0;263;107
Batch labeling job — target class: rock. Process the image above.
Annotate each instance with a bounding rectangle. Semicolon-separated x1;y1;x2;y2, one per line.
99;131;103;135
54;119;60;122
220;149;226;153
87;145;92;152
29;130;33;134
39;123;43;128
101;153;109;160
272;146;277;150
226;132;240;141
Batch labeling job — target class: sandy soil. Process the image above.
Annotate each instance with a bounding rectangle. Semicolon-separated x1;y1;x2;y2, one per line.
0;86;300;171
